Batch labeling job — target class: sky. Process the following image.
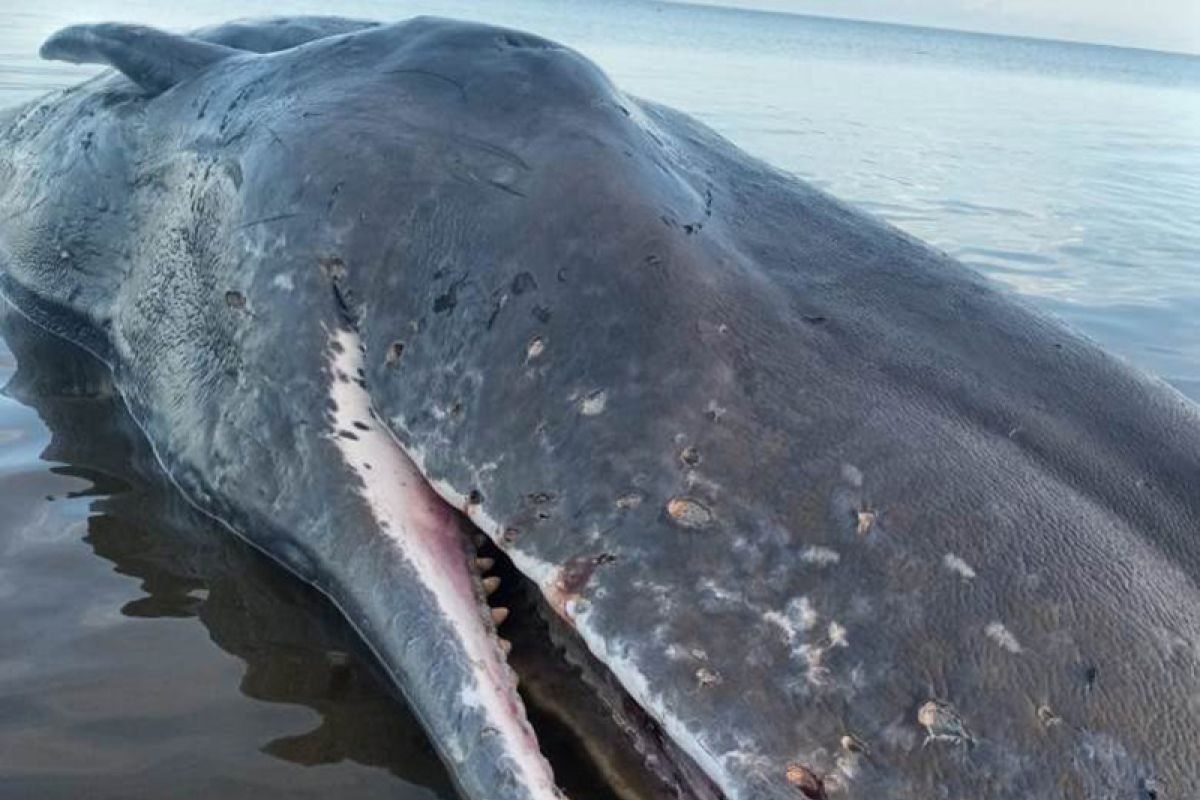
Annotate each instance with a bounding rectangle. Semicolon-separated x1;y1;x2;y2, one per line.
672;0;1200;55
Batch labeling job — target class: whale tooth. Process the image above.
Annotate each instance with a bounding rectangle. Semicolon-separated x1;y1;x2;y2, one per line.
491;607;510;625
475;557;495;572
498;638;513;655
482;576;501;595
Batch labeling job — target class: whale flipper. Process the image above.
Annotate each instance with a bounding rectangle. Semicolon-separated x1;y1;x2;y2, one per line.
40;23;240;95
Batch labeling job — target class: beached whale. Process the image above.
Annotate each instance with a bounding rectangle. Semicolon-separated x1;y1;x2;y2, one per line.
1;16;1197;800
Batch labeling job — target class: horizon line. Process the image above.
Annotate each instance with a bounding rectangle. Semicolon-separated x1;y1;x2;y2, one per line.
660;0;1200;59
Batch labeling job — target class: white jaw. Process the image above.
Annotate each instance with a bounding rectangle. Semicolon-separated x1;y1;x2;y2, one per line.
327;326;562;800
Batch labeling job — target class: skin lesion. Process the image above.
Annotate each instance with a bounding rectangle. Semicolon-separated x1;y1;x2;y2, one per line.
666;496;712;529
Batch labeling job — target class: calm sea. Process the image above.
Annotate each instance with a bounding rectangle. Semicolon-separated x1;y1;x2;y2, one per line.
1;1;1198;797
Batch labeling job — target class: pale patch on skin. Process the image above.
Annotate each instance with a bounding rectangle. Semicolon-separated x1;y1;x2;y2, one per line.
700;578;742;605
271;272;294;291
828;621;848;648
580;389;607;415
326;328;560;800
795;620;848;687
765;598;850;687
943;552;977;580
525;336;546;362
841;463;863;488
800;546;840;566
616;492;644;510
985;621;1023;653
792;597;819;632
765;596;819;647
797;643;825;677
833;743;864;790
695;666;722;688
665;643;694;661
882;714;919;752
429;403;458;422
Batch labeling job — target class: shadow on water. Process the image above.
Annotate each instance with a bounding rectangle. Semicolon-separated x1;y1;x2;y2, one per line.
0;306;456;799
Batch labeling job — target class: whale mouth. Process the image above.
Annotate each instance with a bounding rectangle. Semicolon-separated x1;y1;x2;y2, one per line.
326;327;725;800
475;536;726;800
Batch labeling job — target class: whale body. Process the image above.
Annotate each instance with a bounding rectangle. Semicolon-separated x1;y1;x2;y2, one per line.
1;16;1198;800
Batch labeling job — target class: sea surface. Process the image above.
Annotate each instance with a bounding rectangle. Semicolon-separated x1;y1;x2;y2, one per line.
1;1;1198;797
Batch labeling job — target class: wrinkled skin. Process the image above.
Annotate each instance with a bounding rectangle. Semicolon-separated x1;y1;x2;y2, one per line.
1;15;1198;800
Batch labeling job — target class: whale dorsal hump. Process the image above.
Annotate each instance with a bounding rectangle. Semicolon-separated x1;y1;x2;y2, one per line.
193;16;380;53
40;23;241;95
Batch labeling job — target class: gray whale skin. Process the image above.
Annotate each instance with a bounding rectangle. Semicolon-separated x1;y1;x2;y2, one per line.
1;15;1197;800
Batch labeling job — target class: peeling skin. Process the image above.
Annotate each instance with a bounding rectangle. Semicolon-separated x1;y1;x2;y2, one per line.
943;552;977;580
580;389;607;415
1037;705;1063;728
615;492;643;510
525;336;545;362
800;546;840;566
985;621;1023;653
326;328;560;800
840;464;863;488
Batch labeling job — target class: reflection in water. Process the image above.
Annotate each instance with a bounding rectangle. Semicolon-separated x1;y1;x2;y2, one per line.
83;507;446;784
0;308;454;799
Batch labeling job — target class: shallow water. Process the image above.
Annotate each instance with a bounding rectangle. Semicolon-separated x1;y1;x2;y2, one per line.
1;1;1198;797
